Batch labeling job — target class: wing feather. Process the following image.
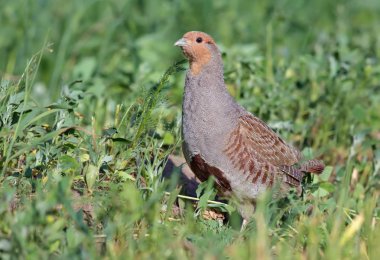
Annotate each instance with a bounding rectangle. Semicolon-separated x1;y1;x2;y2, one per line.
224;114;301;186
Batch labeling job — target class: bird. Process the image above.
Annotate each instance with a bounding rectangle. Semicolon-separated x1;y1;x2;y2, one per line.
174;31;325;230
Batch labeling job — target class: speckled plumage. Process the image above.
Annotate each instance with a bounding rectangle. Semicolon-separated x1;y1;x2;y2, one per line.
175;31;325;227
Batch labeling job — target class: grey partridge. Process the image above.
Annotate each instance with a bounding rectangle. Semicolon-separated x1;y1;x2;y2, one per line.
174;31;325;230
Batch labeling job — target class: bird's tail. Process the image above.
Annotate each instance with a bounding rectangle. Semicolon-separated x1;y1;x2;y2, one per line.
300;159;325;174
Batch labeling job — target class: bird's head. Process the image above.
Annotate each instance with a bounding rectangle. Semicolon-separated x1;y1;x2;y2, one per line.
174;31;220;76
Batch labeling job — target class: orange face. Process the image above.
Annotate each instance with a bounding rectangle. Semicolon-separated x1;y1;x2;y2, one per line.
175;31;216;75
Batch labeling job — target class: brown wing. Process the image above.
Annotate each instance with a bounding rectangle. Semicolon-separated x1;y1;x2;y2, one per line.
224;114;301;186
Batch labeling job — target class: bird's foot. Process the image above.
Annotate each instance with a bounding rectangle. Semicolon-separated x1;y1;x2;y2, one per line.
240;218;249;232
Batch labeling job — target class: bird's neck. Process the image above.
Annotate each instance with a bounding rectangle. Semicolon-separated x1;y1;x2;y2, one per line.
183;56;239;122
189;53;223;77
186;55;225;91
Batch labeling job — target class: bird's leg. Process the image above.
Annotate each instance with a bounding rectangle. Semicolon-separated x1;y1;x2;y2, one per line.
238;201;256;232
240;218;248;232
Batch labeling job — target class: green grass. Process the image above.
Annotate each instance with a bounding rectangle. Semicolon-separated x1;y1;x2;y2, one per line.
1;0;380;258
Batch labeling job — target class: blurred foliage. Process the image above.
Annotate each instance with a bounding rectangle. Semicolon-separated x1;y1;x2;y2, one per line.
0;0;380;258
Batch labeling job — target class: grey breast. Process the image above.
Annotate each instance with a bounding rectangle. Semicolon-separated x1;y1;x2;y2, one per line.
182;65;242;168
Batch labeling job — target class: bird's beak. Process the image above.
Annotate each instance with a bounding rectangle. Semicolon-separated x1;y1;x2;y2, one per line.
174;38;188;47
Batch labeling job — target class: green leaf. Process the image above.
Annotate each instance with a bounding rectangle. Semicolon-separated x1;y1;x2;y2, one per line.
352;104;366;121
319;182;335;193
312;188;330;198
165;187;181;220
102;127;117;137
312;182;335;197
163;132;174;145
195;178;217;215
85;164;98;192
73;57;97;81
59;155;80;173
117;170;136;181
314;166;334;182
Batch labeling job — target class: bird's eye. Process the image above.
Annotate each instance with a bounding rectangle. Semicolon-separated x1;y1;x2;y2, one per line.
196;37;203;43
